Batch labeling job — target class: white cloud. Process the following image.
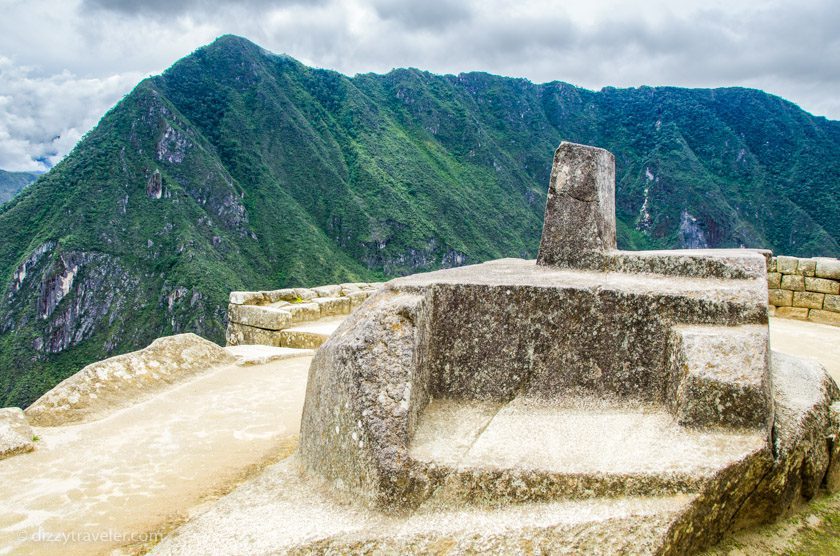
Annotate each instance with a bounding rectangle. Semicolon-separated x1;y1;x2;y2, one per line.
0;0;837;170
0;57;141;171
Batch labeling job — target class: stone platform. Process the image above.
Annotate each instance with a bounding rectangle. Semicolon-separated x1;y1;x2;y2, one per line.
289;143;840;553
143;315;840;555
226;282;381;349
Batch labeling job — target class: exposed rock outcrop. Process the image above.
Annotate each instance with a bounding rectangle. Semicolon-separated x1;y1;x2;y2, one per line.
3;248;141;355
26;333;235;426
146;169;163;199
733;351;840;528
0;408;34;460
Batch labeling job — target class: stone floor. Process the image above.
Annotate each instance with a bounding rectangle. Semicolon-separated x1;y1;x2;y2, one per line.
0;355;313;555
769;317;840;382
0;316;836;555
412;398;765;481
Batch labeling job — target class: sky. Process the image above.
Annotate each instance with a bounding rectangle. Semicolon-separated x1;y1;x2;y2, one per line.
0;0;838;171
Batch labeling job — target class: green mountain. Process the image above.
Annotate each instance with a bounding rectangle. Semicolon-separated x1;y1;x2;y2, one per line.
1;35;838;407
0;169;40;205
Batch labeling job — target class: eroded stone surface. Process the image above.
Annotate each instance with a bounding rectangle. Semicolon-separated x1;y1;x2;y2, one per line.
0;407;34;460
537;142;616;267
299;290;431;509
733;351;840;528
410;398;767;505
26;334;235;426
142;307;840;555
228;303;291;330
667;325;771;429
151;456;696;556
2;355;312;555
300;255;771;514
223;345;314;366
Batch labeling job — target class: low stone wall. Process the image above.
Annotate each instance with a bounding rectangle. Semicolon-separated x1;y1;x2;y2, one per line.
26;334;236;426
226;282;383;346
768;255;840;326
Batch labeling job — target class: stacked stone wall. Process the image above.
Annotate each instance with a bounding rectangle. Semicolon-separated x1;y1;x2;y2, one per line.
226;282;383;346
767;256;840;326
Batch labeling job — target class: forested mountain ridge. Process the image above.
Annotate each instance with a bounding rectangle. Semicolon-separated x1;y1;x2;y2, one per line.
0;169;40;205
1;34;837;407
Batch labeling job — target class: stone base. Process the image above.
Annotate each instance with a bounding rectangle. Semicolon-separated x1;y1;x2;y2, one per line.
152;346;839;555
152;456;695;555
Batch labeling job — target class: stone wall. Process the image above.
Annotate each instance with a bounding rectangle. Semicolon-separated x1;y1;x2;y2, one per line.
768;256;840;326
226;282;383;346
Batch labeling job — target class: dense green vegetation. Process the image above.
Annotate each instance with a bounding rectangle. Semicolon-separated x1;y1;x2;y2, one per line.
0;169;39;205
0;35;838;407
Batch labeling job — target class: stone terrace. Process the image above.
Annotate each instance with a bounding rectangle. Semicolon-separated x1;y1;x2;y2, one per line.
226;282;383;349
768;255;840;326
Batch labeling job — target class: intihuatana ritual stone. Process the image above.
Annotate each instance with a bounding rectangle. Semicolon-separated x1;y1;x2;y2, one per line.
537;141;616;268
163;141;838;555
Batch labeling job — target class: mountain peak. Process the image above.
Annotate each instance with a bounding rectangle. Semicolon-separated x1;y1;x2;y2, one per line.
205;34;260;53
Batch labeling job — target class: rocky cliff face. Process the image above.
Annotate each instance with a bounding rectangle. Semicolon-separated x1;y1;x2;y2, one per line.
0;34;838;407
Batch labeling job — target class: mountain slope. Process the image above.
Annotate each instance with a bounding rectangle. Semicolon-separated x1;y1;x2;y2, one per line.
0;169;40;205
1;35;838;407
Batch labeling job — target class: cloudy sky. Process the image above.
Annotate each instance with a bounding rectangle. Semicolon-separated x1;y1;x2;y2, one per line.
0;0;838;171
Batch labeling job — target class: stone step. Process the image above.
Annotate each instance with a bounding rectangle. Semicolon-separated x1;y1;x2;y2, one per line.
276;317;346;349
151;456;696;555
223;345;314;366
409;398;767;504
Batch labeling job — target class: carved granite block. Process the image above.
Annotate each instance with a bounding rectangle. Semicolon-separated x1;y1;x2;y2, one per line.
781;274;805;291
769;288;792;307
792;291;824;309
537;142;615;268
805;277;840;295
776;256;798;275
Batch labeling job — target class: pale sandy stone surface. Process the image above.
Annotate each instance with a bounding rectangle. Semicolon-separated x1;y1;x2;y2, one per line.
312;284;341;298
227;303;291;330
149;319;840;554
152;455;695;556
769;288;793;306
223;345;314;366
776;256;799;275
776;307;809;320
228;291;268;305
0;356;312;556
810;309;840;325
311;296;351;316
668;325;771;429
25;334;235;426
815;258;840;280
286;302;320;323
770;317;840;383
0;408;33;460
797;259;816;277
781;274;805;291
278;317;347;349
792;291;824;309
805;277;840;295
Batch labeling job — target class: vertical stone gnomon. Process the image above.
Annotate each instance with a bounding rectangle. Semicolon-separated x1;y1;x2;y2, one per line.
537;142;616;268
